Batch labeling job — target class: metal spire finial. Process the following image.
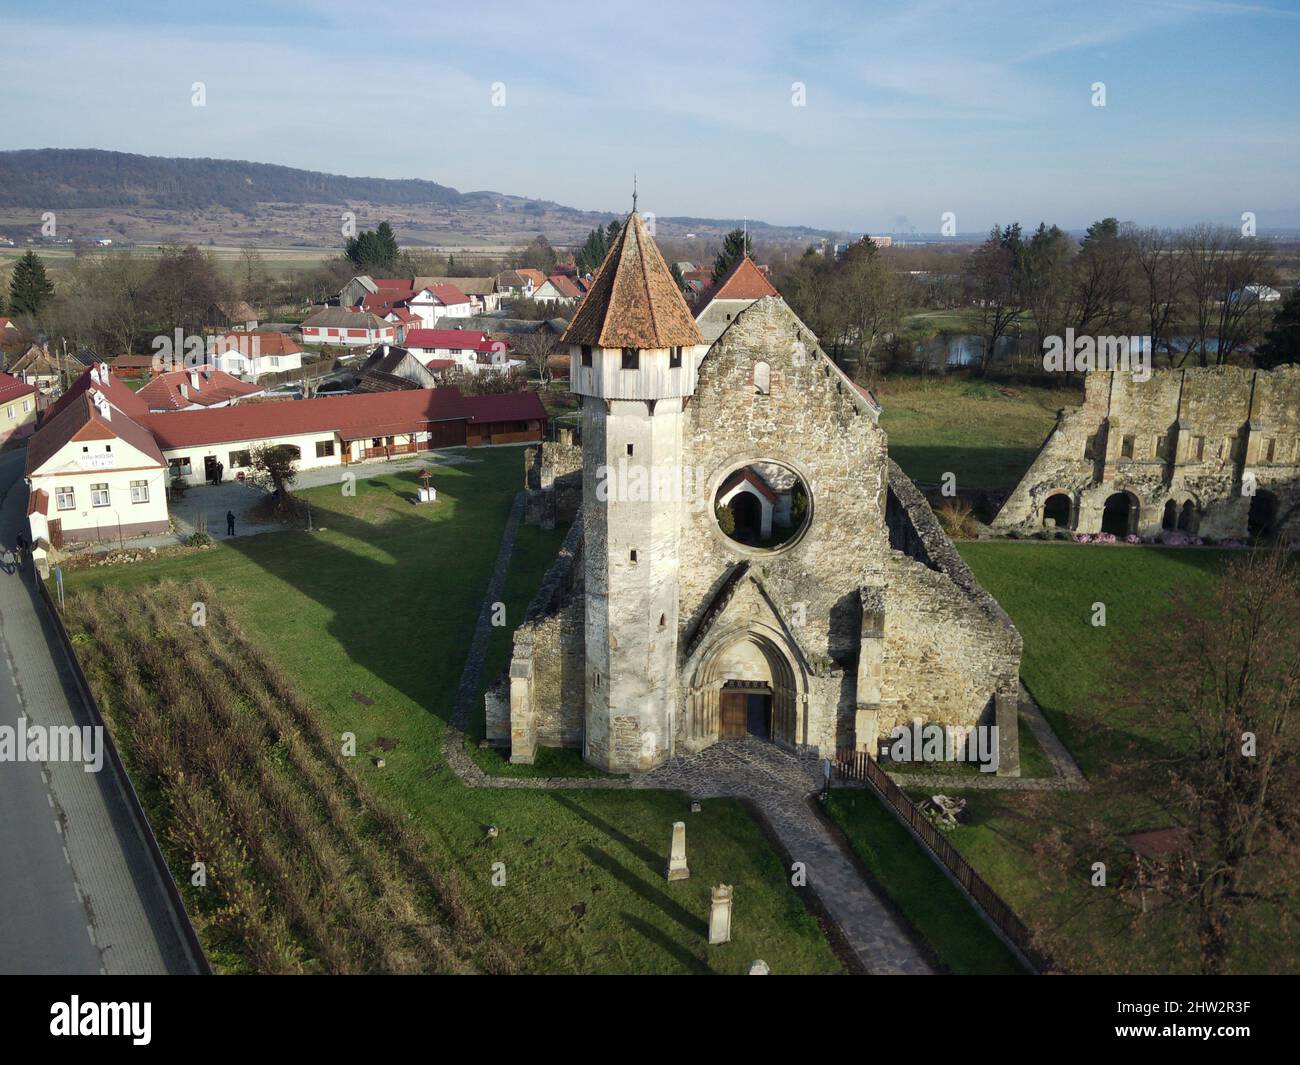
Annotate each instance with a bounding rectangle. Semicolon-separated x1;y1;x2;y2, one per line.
632;174;638;213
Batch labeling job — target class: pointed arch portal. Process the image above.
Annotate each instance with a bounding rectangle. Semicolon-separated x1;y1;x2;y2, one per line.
686;624;807;749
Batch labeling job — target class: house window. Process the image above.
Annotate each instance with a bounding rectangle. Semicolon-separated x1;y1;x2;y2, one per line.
621;347;639;370
669;347;682;368
56;486;75;511
270;356;280;368
315;440;335;458
229;450;251;468
130;480;149;504
22;400;30;413
90;483;110;507
169;458;192;478
5;405;12;419
581;345;593;367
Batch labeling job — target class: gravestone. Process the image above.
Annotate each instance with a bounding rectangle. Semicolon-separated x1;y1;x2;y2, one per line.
709;884;733;945
667;821;689;881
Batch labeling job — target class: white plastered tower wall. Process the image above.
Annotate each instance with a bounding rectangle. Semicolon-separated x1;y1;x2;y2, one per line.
561;210;711;772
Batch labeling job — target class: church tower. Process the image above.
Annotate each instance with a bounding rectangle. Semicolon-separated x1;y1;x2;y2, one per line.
561;212;708;772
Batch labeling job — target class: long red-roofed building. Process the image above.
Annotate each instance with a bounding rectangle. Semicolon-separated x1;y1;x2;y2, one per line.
24;365;548;553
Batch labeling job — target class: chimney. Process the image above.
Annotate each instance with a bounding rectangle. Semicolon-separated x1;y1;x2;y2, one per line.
180;383;189;400
190;370;200;391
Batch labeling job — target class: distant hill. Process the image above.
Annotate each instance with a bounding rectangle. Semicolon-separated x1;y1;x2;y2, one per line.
0;149;834;248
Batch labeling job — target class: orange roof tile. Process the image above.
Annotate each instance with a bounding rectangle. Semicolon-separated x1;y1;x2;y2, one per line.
562;212;702;350
698;256;778;310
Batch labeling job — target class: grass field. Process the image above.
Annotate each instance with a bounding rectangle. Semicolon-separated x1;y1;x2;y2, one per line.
875;377;1078;489
944;542;1298;973
825;791;1026;974
61;449;843;974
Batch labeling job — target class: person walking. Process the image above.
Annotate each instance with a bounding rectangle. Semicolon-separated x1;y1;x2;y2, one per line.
14;533;26;570
226;510;236;537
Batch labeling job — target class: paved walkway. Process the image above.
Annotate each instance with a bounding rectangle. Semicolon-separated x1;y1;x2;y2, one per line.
0;451;200;974
442;499;934;975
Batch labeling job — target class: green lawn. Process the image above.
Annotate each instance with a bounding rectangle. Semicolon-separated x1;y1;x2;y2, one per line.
884;710;1053;779
61;449;842;974
825;792;1026;974
876;377;1078;489
941;542;1298;973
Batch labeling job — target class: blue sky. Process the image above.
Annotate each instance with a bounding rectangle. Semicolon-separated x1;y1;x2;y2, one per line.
2;0;1297;232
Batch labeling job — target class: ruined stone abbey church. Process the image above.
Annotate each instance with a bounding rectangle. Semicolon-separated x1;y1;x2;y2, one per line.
487;213;1022;775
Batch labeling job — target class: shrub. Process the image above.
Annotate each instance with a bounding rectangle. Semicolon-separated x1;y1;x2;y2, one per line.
188;532;212;548
936;499;979;540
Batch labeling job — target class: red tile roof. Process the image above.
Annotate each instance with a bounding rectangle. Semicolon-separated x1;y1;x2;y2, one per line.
43;366;150;423
460;391;547;425
139;389;471;448
424;284;470;306
137;368;264;411
698;257;778;310
0;371;37;405
516;269;546;290
405;329;498;353
26;390;166;476
543;275;584;299
215;331;303;357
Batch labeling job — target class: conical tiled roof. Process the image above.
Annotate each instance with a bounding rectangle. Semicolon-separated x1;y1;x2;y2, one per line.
562;212;703;349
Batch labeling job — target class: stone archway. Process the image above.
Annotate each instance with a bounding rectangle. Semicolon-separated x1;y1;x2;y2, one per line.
1101;491;1139;536
686;625;808;750
1042;492;1071;529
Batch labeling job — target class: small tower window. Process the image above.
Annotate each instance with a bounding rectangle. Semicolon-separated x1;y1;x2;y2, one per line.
669;347;682;368
626;443;634;456
581;345;592;367
621;347;640;370
630;549;638;563
659;613;666;627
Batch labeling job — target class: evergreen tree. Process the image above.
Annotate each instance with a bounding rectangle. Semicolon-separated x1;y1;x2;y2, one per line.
8;250;55;317
1256;287;1300;369
712;228;754;283
344;222;399;273
375;221;399;267
670;261;689;296
606;219;621;244
576;226;610;275
446;253;457;275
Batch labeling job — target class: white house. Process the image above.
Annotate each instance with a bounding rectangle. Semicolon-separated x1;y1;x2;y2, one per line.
300;309;398;348
403;329;524;376
25;372;171;552
409;284;472;326
208;331;305;379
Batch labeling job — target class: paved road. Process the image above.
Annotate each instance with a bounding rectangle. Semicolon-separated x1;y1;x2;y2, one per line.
0;450;200;974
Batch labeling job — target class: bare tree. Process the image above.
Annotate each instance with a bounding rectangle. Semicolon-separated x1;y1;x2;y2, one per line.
510;329;559;387
1042;550;1300;974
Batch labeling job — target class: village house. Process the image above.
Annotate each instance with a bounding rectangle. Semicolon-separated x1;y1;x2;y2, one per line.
495;270;534;298
208;331;305;378
533;274;586;306
353;345;441;393
24;364;548;559
25;367;170;551
403;329;522;376
8;344;99;393
300;308;397;348
415;276;501;314
0;372;38;443
135;367;265;411
410;283;473;324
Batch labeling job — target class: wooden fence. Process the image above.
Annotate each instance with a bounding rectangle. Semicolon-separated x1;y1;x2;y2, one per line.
835;748;1049;973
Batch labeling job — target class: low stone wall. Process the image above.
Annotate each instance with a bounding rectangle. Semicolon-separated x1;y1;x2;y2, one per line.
487;512;587;761
523;440;582;528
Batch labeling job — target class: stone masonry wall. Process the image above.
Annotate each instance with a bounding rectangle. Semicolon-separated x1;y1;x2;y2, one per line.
993;367;1300;539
